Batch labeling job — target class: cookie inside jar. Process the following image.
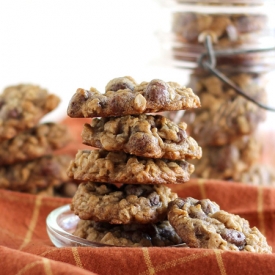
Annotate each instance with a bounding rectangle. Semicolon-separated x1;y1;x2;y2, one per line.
161;0;275;70
164;67;275;185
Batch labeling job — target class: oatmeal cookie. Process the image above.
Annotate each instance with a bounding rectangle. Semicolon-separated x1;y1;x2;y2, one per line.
182;73;266;146
0;84;60;142
71;182;177;224
0;123;72;165
168;197;272;253
67;77;200;118
82;114;202;160
191;135;261;180
67;149;195;185
0;155;72;193
73;219;183;247
235;163;275;186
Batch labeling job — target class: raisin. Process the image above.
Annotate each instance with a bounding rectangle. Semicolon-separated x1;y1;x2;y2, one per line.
168;198;186;210
176;129;187;143
197;199;219;215
8;108;20;118
148;192;160;206
40;160;59;176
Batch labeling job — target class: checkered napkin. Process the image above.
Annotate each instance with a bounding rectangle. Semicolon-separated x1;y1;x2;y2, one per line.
1;117;274;275
1;180;275;275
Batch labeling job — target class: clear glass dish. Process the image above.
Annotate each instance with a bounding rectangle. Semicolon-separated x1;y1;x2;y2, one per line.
46;204;114;247
46;204;188;248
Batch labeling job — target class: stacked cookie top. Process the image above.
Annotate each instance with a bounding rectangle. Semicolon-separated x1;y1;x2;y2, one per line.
0;84;75;196
67;76;202;246
67;76;202;186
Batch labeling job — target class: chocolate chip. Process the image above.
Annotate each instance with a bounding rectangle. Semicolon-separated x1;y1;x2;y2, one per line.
127;133;155;155
109;96;125;115
144;79;169;106
220;228;246;249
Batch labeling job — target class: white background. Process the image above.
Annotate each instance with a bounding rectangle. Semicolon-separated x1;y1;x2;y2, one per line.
0;0;274;129
0;0;186;121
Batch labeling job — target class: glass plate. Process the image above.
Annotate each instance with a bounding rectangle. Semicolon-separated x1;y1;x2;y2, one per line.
46;204;188;248
46;204;114;247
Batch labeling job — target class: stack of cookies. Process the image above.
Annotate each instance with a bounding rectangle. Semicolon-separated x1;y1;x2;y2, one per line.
0;84;75;196
66;76;202;247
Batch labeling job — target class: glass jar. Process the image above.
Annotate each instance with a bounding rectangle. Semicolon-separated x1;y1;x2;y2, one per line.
158;0;275;185
170;68;275;185
181;69;267;146
159;0;275;69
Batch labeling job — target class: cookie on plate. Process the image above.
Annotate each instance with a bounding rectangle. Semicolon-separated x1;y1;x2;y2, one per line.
67;76;200;118
71;182;177;224
0;123;72;165
67;149;195;185
168;197;272;253
82;114;202;160
0;84;60;142
73;219;183;247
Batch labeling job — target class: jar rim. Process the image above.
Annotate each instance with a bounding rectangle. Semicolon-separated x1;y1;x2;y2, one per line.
171;0;273;5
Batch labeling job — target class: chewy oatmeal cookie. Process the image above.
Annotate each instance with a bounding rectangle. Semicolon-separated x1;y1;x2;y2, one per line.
67;77;200;118
0;123;72;165
67;149;195;185
235;163;275;186
0;155;72;193
168;197;272;253
71;182;177;224
0;84;60;142
82;114;202;160
182;73;266;146
191;134;261;180
73;219;183;247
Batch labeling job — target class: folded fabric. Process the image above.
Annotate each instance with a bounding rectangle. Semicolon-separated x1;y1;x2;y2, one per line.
1;179;275;275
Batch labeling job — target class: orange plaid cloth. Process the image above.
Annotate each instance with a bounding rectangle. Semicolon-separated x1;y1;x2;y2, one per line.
1;181;275;275
1;117;275;275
